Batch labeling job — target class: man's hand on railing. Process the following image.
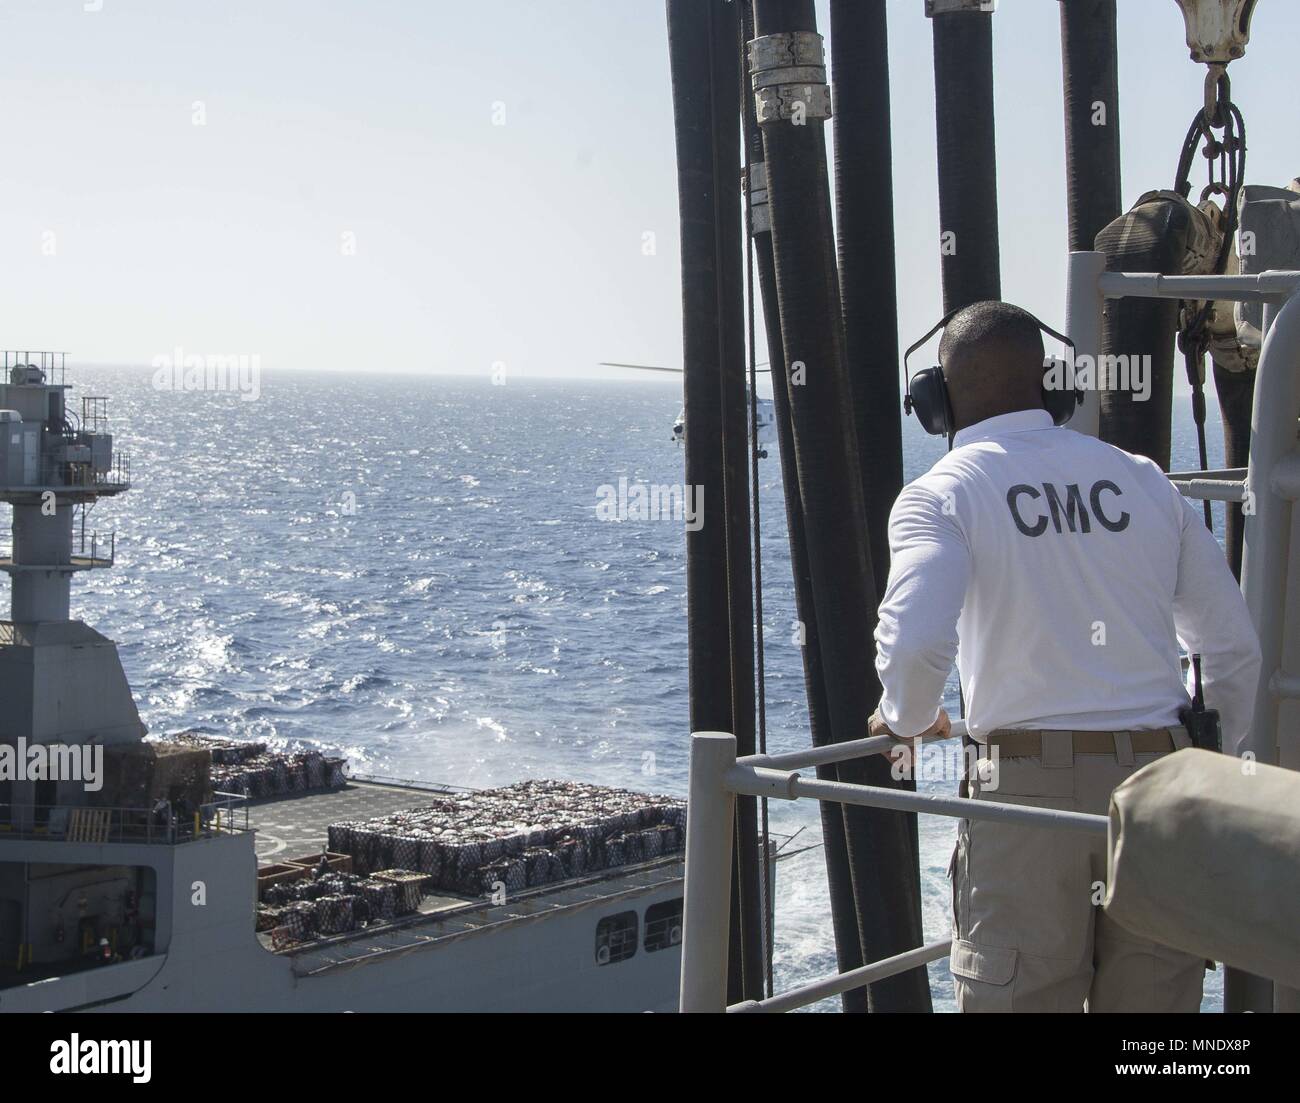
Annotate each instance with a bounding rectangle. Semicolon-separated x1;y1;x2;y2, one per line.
868;709;952;775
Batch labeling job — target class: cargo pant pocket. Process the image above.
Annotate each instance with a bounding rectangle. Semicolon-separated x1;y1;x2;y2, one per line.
949;821;970;940
950;938;1019;1012
947;835;959;936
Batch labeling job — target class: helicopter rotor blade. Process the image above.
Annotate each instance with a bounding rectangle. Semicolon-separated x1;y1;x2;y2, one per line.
598;362;683;374
599;361;771;373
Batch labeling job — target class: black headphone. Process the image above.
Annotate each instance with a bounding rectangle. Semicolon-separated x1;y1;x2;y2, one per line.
902;309;1083;438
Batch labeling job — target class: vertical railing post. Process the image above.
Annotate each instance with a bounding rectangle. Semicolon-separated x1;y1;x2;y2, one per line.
1242;288;1300;772
679;731;738;1013
1065;250;1106;437
1231;287;1300;1013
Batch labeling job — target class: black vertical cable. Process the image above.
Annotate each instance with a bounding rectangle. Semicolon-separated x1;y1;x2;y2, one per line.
743;101;774;1003
666;0;739;1000
754;0;931;1013
1215;364;1254;578
833;0;905;604
1187;345;1215;529
1060;0;1122;254
709;0;766;1005
829;0;930;1013
932;4;1001;312
741;0;868;1013
739;1;774;996
667;0;764;1005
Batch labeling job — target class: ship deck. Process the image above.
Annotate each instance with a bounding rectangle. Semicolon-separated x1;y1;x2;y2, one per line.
246;777;464;868
244;777;689;965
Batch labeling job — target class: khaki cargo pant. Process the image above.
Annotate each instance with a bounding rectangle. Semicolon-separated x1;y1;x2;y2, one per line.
950;730;1206;1013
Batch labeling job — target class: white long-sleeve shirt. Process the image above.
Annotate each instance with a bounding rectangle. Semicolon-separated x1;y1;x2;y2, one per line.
874;409;1262;752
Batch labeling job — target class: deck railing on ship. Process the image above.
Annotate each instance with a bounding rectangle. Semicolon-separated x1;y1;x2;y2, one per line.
2;350;67;388
0;451;131;496
679;722;1108;1013
0;531;117;570
0;793;250;845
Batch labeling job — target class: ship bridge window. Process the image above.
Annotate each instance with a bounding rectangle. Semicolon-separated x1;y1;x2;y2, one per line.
643;898;683;953
595;911;638;966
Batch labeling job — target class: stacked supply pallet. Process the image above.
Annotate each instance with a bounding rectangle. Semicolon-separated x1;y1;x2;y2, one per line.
327;779;686;897
158;733;348;798
259;868;422;947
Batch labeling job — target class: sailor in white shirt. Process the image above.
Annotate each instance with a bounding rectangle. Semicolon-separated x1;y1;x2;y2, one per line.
869;301;1262;1013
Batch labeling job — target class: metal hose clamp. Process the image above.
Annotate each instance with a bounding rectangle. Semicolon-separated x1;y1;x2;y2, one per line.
926;0;997;14
748;32;831;125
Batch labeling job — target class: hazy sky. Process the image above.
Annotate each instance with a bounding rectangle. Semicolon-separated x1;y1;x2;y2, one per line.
0;0;1295;383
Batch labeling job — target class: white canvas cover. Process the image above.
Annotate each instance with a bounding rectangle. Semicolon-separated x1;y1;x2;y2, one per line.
1105;748;1300;987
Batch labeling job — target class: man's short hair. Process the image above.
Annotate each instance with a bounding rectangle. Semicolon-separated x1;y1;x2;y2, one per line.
939;301;1045;383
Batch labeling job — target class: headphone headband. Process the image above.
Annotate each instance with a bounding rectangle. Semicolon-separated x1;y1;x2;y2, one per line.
901;308;961;369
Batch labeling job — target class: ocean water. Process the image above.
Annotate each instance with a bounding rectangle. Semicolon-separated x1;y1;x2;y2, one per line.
49;365;1227;1011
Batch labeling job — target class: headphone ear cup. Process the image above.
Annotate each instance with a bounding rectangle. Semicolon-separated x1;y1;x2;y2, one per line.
908;367;952;436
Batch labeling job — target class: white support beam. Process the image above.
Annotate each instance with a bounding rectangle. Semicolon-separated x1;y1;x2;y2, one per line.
1097;270;1300;303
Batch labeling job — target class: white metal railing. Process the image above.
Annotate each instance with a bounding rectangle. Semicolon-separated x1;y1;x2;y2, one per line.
679;260;1300;1014
679;722;1109;1014
1167;467;1249;502
730;940;954;1014
73;530;116;566
1;350;67;387
0;531;116;569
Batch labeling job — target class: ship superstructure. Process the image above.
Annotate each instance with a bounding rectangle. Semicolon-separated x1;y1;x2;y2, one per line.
0;353;150;977
0;352;135;742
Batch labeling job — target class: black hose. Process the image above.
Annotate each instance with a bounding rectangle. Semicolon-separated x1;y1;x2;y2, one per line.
754;0;931;1013
931;6;1000;312
741;0;868;1013
709;0;766;1005
1095;194;1192;470
666;0;763;1004
1059;0;1122;253
829;0;929;1014
665;0;727;761
832;0;905;606
744;137;775;1002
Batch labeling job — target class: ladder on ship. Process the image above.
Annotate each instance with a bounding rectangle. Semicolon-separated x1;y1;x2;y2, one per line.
678;255;1300;1014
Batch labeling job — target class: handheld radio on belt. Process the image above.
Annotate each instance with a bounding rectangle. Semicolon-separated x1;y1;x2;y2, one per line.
1179;653;1223;753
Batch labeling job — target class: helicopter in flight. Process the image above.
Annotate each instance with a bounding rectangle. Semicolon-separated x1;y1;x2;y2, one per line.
599;361;777;454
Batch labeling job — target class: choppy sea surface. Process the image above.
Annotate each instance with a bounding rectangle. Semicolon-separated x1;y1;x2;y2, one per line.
51;365;1226;1012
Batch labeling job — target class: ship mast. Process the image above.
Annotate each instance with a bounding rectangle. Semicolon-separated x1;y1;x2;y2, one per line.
0;353;129;622
0;353;143;816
